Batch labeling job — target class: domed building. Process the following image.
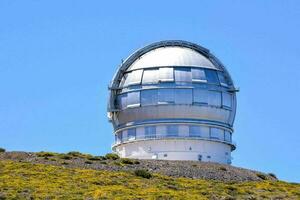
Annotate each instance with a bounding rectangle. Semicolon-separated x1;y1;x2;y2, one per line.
107;40;238;164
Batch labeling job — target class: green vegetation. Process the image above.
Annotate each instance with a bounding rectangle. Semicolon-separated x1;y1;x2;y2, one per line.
0;160;299;199
256;173;268;180
105;153;120;160
134;169;152;179
268;173;277;180
0;148;5;153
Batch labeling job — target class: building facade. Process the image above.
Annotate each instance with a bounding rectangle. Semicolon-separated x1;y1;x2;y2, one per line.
107;40;238;164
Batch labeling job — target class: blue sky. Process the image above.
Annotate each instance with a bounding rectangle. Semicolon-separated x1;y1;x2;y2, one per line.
0;1;299;182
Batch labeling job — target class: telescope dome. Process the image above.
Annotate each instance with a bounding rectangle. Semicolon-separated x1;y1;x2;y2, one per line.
108;40;237;164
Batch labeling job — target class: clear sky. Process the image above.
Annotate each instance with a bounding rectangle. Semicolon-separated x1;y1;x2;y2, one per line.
0;1;299;182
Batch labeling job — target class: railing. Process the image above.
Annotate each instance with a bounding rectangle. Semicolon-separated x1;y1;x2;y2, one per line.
112;134;236;150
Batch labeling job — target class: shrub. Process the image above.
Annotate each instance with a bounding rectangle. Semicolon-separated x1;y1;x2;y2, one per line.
59;154;72;160
220;166;227;171
256;173;267;180
134;169;152;179
268;173;277;179
88;156;104;161
120;158;135;165
36;152;56;157
105;153;120;160
85;161;93;165
67;151;92;159
0;148;5;153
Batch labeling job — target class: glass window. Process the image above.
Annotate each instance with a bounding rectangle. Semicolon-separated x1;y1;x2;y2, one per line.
205;69;219;84
218;72;228;87
159;67;174;82
158;89;175;104
145;126;156;138
141;89;158;106
174;68;192;82
225;131;231;142
210;128;224;140
192;68;206;82
175;89;193;104
117;94;127;109
166;125;178;137
208;91;221;107
200;126;210;138
116;132;122;143
127;128;136;141
142;69;159;84
189;126;201;137
127;91;140;108
193;89;208;104
222;92;232;108
119;73;128;88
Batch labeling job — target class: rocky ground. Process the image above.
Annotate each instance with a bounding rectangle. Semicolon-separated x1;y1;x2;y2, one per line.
0;151;276;182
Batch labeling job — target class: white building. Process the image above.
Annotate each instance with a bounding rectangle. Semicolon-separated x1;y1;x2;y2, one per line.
107;40;238;164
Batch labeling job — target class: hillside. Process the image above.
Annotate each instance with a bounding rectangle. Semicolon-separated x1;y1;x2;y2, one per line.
0;151;299;199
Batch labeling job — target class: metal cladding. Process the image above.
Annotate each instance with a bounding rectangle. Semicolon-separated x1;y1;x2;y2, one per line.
108;40;238;163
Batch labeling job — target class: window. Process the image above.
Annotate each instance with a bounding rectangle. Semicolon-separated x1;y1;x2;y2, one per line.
159;67;174;82
142;69;159;84
174;68;192;82
127;70;143;85
158;89;175;104
116;132;122;143
119;73;128;88
222;92;232;108
218;72;228;87
145;126;156;138
127;91;140;108
193;89;208;105
198;154;202;161
127;128;136;141
210;128;224;140
141;89;158;106
189;126;201;137
117;94;127;109
200;126;210;138
205;69;219;84
192;68;206;82
166;125;178;137
208;91;221;107
175;89;192;104
225;131;231;142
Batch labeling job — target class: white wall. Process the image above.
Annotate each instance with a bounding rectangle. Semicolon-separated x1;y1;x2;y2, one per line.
114;139;232;164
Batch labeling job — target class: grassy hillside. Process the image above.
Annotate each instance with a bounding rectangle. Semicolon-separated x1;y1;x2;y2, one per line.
0;159;299;199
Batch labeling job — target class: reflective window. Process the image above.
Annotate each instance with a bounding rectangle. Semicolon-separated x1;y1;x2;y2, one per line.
225;131;231;142
127;91;140;108
174;68;192;82
145;126;156;138
159;67;174;82
210;128;224;140
141;89;158;106
222;92;232;108
119;73;128;87
116;132;122;143
158;89;175;104
192;68;206;82
189;126;201;137
205;69;220;84
200;126;210;138
127;128;136;141
175;89;193;104
218;72;228;87
166;125;178;137
128;70;143;85
208;91;221;107
142;69;159;84
117;94;127;109
193;89;208;104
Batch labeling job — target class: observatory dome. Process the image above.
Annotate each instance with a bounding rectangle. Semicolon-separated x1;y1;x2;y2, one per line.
108;40;237;164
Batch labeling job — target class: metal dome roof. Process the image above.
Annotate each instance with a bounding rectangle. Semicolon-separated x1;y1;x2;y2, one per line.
110;40;234;89
127;46;216;71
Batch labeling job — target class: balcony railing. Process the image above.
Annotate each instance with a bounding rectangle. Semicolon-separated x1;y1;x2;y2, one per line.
112;134;236;150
